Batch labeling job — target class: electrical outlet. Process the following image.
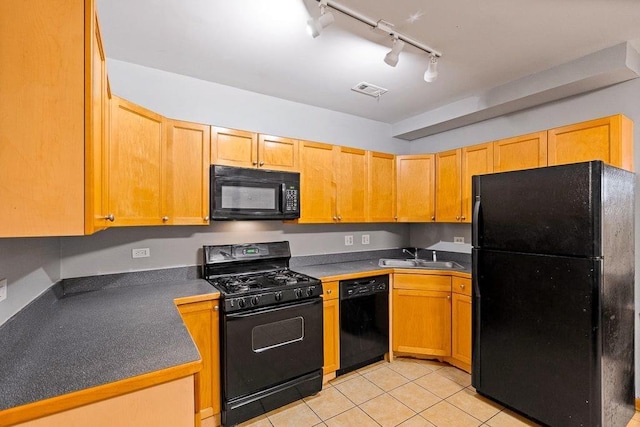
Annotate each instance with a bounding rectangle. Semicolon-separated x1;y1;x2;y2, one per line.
0;279;7;303
132;248;150;258
454;236;465;244
362;234;370;245
345;235;354;246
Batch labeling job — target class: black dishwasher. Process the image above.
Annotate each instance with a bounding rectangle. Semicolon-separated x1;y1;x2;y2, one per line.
338;274;389;375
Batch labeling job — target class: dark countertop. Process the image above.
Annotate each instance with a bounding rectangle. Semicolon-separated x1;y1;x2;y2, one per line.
294;254;471;280
0;277;218;412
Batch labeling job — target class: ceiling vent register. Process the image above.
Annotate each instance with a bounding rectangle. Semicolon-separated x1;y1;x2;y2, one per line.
351;82;388;98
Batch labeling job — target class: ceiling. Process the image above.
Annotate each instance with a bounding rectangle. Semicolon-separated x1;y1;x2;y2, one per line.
96;0;640;125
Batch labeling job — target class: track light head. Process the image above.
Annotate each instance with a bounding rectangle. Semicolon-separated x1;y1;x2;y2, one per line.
307;4;335;38
383;37;405;67
424;55;439;82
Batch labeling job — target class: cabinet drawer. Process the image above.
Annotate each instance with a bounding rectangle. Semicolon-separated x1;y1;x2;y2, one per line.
322;281;339;300
452;276;471;296
393;274;451;291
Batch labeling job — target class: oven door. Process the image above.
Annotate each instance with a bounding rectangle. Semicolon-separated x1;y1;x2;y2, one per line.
222;298;323;401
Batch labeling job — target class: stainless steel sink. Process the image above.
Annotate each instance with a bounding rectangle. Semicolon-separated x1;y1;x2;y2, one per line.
378;258;464;270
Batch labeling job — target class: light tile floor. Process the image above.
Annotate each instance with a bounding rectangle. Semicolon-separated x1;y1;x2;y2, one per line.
238;357;640;427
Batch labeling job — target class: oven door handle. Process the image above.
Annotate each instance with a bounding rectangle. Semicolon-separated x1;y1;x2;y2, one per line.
225;298;321;319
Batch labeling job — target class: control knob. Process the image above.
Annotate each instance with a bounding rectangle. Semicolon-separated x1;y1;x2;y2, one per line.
295;288;303;298
237;298;246;308
275;291;283;301
251;296;259;306
306;287;314;296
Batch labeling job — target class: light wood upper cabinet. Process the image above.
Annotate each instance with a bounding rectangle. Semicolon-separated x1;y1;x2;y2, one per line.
461;142;494;223
435;149;462;222
322;281;340;377
108;96;165;226
368;152;396;222
85;9;111;234
493;131;547;172
177;299;221;424
164;120;210;225
258;134;299;171
547;114;633;171
211;127;298;172
0;0;102;237
335;147;368;222
396;155;436;222
299;141;336;223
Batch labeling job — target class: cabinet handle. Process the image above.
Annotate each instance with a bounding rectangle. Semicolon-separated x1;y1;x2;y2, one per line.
104;214;115;222
252;161;258;166
337;215;342;221
214;305;219;311
204;216;209;221
333;216;338;221
460;284;465;290
327;289;332;294
162;216;169;222
446;295;451;300
259;161;265;166
431;216;435;221
394;216;398;220
461;215;466;220
456;216;460;220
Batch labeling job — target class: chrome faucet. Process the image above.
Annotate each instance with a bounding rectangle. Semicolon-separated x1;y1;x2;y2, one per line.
432;251;437;262
403;248;419;260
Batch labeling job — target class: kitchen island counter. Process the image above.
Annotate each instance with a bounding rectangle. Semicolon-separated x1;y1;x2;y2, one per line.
0;274;218;424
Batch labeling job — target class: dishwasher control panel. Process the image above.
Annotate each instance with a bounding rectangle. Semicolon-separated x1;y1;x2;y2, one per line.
339;274;389;300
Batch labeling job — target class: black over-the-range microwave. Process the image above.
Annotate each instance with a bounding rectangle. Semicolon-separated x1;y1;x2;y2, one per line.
210;165;301;220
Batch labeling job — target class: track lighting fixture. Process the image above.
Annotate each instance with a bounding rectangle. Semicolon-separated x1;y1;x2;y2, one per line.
307;0;335;38
423;54;438;82
308;0;443;82
384;37;405;67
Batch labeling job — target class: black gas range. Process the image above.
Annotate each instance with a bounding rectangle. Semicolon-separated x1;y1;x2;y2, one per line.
202;241;323;426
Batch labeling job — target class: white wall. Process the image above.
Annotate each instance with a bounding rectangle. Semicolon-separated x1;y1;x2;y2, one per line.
407;77;640;396
0;237;60;325
107;60;410;154
60;222;408;278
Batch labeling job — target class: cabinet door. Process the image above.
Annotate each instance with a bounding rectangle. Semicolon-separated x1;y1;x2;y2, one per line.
493;131;547;172
461;143;493;223
177;299;221;423
164;120;210;225
435;149;462;222
298;141;336;223
392;289;451;356
109;96;165;226
85;10;110;234
336;146;367;222
368;151;396;222
323;298;340;375
547;115;633;171
396;155;435;222
258;135;299;171
0;0;85;237
211;127;257;168
451;292;472;368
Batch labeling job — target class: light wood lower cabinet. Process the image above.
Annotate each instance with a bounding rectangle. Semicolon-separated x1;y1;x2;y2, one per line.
322;281;340;378
392;273;472;373
450;277;472;372
392;274;452;357
177;299;221;426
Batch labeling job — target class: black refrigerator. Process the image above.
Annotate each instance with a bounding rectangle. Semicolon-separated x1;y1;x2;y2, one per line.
472;161;635;427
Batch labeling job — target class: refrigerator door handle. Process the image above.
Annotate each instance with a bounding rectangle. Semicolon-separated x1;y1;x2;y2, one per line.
472;195;481;247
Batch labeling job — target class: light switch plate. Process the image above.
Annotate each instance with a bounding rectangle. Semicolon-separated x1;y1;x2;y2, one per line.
0;278;7;302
